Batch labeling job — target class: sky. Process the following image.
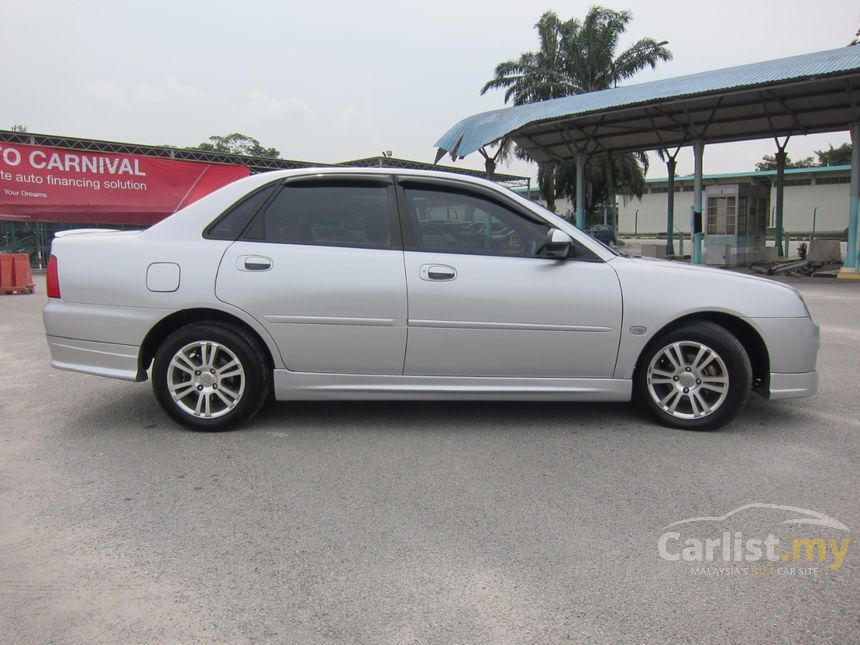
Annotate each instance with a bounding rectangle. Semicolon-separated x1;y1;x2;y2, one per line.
2;0;859;181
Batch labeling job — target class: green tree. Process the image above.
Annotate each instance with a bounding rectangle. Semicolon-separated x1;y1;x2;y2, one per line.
480;7;672;212
194;133;280;158
754;153;815;172
815;143;852;166
555;151;649;217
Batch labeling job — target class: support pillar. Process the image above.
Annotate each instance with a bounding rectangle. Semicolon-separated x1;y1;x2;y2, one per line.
605;153;615;230
846;123;860;270
576;151;587;229
774;145;787;257
692;140;704;265
666;154;677;256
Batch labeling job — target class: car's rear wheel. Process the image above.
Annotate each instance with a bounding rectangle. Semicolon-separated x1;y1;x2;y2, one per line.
152;322;270;431
635;322;752;431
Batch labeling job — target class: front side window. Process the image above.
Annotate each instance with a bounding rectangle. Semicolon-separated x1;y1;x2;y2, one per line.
402;186;551;257
244;181;397;249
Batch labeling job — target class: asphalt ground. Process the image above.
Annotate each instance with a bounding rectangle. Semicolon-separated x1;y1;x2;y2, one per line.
1;274;858;644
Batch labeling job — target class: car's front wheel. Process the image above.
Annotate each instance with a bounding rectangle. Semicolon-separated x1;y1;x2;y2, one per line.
152;322;270;431
635;321;752;431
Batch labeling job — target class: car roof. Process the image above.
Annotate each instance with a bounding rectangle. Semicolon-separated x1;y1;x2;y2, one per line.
248;165;508;188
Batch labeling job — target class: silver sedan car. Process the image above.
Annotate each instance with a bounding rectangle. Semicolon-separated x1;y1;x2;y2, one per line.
43;168;819;431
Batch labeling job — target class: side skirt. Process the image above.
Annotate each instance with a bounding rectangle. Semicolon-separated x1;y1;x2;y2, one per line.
273;370;632;402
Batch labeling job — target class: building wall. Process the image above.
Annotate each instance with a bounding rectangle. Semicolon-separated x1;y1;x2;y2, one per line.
618;180;850;235
618;191;694;235
766;183;850;233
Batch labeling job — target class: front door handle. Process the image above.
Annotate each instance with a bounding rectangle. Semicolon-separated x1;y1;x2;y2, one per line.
238;255;273;271
419;264;457;281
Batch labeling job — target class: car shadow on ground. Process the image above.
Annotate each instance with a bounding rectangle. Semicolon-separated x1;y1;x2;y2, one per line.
62;380;805;440
257;398;646;434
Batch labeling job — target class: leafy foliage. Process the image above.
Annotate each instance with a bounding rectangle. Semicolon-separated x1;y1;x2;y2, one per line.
480;7;672;211
755;143;853;171
754;154;815;172
194;133;280;159
815;143;852;166
555;152;649;213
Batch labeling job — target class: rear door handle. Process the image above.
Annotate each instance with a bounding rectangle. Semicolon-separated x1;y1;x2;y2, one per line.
419;264;457;281
238;255;273;271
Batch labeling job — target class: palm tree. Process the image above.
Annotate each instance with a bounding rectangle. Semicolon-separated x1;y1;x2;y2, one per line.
481;12;572;104
481;7;672;213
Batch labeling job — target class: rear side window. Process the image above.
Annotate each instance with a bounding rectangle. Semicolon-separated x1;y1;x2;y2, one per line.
205;184;278;240
243;182;398;249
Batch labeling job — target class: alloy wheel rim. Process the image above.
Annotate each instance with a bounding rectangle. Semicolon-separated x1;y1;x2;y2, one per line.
167;341;245;419
646;341;729;420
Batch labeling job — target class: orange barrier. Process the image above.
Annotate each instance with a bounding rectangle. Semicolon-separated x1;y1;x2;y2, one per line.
0;253;35;295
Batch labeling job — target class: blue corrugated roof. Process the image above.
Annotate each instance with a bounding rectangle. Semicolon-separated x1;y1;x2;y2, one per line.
436;47;860;158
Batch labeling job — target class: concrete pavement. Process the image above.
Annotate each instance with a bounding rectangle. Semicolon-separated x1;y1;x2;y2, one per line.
1;275;858;643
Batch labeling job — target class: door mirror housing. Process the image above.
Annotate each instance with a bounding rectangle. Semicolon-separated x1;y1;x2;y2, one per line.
544;228;573;258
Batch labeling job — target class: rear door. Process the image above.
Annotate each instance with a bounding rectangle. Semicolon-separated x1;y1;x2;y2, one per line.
215;175;407;374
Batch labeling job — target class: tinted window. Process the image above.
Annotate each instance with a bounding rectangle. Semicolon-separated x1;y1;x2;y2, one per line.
206;184;277;240
402;187;550;257
245;183;396;248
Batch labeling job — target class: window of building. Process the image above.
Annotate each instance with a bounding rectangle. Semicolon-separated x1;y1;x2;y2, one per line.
738;197;748;235
815;176;850;185
706;196;736;235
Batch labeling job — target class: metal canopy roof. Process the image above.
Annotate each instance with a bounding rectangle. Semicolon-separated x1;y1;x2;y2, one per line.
435;47;860;163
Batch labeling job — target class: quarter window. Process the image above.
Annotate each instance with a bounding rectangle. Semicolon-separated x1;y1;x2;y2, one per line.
402;186;551;257
205;183;278;240
244;182;397;249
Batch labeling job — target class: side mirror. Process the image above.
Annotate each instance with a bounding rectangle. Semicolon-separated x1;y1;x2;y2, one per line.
544;228;573;258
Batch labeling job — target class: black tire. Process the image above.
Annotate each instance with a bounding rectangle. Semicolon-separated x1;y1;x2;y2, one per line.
634;321;752;431
152;322;271;431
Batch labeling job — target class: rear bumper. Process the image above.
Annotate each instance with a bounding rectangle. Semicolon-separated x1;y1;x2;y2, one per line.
46;335;141;381
768;371;818;400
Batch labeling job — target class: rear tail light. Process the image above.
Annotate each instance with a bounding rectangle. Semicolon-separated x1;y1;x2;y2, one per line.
47;255;61;298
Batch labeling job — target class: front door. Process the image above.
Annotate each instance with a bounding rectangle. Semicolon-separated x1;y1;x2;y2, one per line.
397;179;623;378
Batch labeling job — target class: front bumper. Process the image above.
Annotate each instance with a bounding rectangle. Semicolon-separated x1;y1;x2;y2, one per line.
746;316;820;374
747;315;819;401
768;371;818;400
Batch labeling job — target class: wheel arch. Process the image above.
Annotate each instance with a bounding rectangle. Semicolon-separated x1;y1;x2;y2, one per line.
634;312;770;392
137;308;276;381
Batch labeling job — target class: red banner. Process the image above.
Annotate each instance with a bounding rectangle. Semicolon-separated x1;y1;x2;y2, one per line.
0;143;250;225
